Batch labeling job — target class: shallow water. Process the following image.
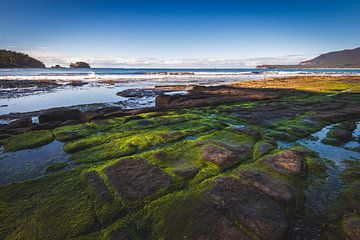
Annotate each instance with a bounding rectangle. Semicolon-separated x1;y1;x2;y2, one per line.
0;140;70;185
278;122;360;239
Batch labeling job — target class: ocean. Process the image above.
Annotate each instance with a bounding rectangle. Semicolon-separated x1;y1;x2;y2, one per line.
1;68;360;115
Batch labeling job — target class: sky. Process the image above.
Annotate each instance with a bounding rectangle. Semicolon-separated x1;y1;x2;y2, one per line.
1;0;360;68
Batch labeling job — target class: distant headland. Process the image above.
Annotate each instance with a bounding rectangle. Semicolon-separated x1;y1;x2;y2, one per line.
0;50;45;68
257;47;360;69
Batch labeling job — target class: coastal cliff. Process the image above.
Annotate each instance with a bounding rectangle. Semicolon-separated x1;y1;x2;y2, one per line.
258;47;360;69
0;50;45;68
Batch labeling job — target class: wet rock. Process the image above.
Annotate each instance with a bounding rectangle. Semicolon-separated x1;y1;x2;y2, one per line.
343;216;360;240
30;121;62;130
117;88;165;97
173;167;199;179
7;117;31;129
0;133;11;139
158;116;186;124
39;108;84;123
237;170;296;203
123;115;144;123
264;150;304;175
158;131;184;140
56;131;80;141
201;144;237;170
60;119;83;126
4;127;29;134
253;142;274;160
152;151;167;161
109;229;133;240
136;119;152;126
85;171;114;203
232;127;261;140
329;129;353;143
104;158;173;203
208;177;289;240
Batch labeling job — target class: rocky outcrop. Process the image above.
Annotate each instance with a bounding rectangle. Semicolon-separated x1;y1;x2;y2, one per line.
0;50;45;68
70;62;90;68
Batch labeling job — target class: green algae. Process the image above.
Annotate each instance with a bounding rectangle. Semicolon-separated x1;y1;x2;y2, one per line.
1;130;54;152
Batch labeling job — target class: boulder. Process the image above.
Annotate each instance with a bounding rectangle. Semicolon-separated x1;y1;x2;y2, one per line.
38;108;84;123
237;170;296;203
104;158;173;203
264;150;305;175
329;129;353;143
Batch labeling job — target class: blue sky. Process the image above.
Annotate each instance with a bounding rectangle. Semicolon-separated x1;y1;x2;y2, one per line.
1;0;360;67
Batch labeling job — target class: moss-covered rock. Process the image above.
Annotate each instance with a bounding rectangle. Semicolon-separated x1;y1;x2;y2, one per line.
1;130;54;152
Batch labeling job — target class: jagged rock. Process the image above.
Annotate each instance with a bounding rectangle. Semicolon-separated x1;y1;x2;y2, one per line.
264;150;304;175
237;170;296;203
104;158;173;202
38;108;84;123
85;171;113;203
208;177;289;240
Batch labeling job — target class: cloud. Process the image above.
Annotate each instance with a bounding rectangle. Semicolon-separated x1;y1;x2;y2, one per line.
5;47;315;68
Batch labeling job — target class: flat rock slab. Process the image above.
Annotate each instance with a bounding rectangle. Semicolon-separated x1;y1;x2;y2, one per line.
264;150;304;175
237;169;296;204
201;144;237;170
104;158;173;203
85;171;114;203
208;177;289;240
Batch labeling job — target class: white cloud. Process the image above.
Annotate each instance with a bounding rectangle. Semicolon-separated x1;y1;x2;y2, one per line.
3;47;315;68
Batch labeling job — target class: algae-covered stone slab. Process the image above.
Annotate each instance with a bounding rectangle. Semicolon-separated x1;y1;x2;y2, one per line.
208;177;289;240
237;169;296;203
104;158;173;203
1;130;54;152
85;171;114;203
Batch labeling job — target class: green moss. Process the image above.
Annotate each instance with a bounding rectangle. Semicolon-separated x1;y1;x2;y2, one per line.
0;170;110;239
1;130;54;152
45;162;67;173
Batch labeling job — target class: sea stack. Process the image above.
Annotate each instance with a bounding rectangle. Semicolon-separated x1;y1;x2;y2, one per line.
70;62;90;68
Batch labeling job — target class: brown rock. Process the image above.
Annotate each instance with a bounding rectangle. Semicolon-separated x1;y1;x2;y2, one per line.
264;150;304;175
104;158;173;202
237;170;296;203
7;117;31;129
202;144;237;170
208;177;289;240
173;167;199;179
39;108;84;123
